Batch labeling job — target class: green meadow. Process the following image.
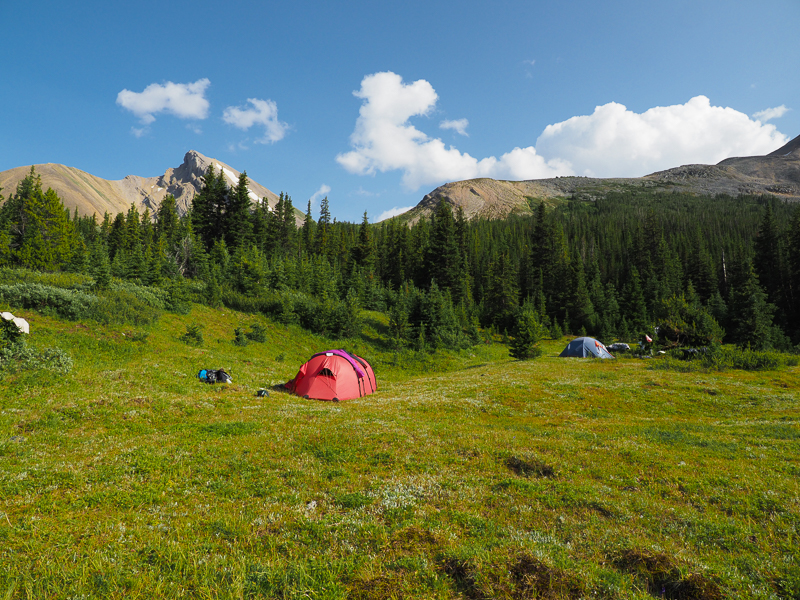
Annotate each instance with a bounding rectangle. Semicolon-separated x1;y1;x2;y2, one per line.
1;304;798;599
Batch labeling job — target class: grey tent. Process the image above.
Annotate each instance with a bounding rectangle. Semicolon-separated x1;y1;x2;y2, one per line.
559;337;615;359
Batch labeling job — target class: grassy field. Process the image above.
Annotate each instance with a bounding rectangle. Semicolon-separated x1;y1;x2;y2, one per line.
0;303;798;599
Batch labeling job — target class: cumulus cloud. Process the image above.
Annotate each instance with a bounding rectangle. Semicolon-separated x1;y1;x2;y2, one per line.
752;105;790;123
536;96;789;177
440;118;469;136
375;206;414;222
223;98;289;144
338;72;790;186
336;71;569;190
117;79;210;125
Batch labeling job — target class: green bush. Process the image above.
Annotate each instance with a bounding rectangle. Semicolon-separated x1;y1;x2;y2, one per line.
0;335;73;380
110;281;169;310
220;288;362;339
180;324;204;346
245;323;268;343
0;283;97;320
656;345;798;372
510;305;545;360
233;327;249;347
0;267;93;289
93;290;161;326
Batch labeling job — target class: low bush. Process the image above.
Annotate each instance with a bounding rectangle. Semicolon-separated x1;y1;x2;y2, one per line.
220;288;362;338
245;323;268;343
0;267;93;289
93;290;161;326
0;283;97;320
0;320;73;380
180;323;204;346
110;281;169;310
655;345;799;372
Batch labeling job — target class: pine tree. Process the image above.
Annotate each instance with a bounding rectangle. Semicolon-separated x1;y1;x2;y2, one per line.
315;196;331;258
425;201;464;301
727;257;777;349
754;203;781;302
225;171;254;250
352;211;375;270
509;304;544;360
301;200;315;256
156;195;181;250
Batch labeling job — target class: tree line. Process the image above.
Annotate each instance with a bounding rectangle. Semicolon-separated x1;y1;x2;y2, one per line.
2;165;799;351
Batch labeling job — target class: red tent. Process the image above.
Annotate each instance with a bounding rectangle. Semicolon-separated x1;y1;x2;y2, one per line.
284;349;377;401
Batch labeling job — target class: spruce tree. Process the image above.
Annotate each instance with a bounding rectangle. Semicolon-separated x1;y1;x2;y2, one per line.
225;171;254;250
510;304;544;360
727;257;776;349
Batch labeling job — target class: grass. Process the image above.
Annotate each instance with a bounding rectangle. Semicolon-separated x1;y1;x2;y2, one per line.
0;303;798;598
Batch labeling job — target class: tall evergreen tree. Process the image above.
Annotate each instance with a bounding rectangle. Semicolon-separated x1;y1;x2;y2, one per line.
225;170;254;250
727;257;777;349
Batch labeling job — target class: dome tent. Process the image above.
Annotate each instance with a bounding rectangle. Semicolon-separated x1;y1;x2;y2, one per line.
559;337;615;359
285;349;377;401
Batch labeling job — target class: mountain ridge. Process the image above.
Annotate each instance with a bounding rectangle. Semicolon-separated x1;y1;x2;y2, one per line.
401;133;800;224
0;150;304;224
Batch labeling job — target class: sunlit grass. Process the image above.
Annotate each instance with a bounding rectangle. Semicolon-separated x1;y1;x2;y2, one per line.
0;304;798;598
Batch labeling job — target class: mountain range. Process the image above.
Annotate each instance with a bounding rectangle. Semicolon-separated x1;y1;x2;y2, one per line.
0;150;303;225
402;133;800;224
1;134;799;224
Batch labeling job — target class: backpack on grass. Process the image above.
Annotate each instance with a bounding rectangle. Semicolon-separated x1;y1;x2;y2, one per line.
197;368;232;384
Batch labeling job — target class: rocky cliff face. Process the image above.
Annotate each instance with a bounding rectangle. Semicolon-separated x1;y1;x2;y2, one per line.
0;150;300;223
402;134;800;224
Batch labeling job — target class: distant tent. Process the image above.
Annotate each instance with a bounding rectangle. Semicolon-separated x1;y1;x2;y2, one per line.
559;337;615;359
1;312;29;334
285;349;377;401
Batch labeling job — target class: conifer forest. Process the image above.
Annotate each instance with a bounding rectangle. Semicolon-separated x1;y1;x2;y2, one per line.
3;165;800;353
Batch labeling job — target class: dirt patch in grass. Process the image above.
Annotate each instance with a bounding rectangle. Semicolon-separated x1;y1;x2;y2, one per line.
511;553;584;599
439;555;483;599
505;455;555;478
347;575;403;600
439;552;584;600
614;549;723;599
390;525;439;553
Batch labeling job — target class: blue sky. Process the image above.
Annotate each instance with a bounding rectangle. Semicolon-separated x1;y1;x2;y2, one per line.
2;0;798;222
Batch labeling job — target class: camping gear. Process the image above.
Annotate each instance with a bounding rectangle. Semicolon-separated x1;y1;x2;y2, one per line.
198;368;233;384
1;312;29;334
285;349;377;401
608;342;630;352
559;337;615;359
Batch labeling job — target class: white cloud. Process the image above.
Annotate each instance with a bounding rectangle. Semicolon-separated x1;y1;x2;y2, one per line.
336;71;568;190
536;96;789;177
375;206;414;222
223;98;289;144
440;118;469;136
117;79;210;124
308;184;331;210
752;105;790;122
338;72;790;187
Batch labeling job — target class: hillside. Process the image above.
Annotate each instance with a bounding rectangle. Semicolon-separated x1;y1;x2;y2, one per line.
0;276;798;598
402;133;800;224
0;151;305;225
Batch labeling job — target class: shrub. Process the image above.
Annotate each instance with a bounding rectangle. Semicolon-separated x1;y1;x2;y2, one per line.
93;290;161;326
0;283;96;320
233;327;249;347
655;345;798;372
110;281;169;310
0;324;73;380
180;324;204;346
245;323;268;343
509;305;545;360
